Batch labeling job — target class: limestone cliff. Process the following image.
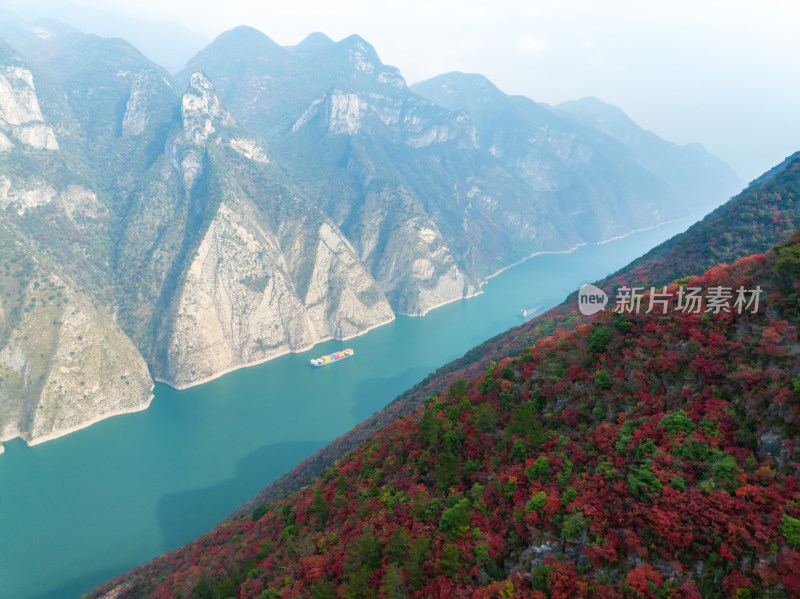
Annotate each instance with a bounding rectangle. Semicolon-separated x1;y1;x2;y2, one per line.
0;55;58;151
0;227;152;452
153;73;393;388
121;69;173;137
350;182;479;315
0;24;743;450
0;175;106;222
158;200;393;388
292;87;477;150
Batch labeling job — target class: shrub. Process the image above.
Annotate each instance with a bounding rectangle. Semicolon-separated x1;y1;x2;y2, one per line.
511;439;529;462
782;514;800;547
595;369;612;390
660;410;696;434
525;491;547;513
561;511;589;542
671;477;686;491
776;243;800;278
439;498;471;533
251;504;268;522
526;456;550;481
588;325;612;353
628;462;663;499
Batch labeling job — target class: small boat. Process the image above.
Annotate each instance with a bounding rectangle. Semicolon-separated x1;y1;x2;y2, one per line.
519;306;542;319
310;348;354;367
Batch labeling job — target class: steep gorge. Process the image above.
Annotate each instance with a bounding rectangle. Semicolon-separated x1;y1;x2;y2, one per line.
0;21;742;450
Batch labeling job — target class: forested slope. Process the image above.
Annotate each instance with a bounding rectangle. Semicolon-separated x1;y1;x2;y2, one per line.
231;152;800;514
93;222;800;598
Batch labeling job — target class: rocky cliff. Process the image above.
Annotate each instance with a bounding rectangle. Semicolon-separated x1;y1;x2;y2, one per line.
153;72;394;388
0;221;152;450
0;22;743;450
158;198;395;388
0;51;58;151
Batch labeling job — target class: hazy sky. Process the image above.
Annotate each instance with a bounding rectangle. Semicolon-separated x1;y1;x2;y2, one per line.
5;0;800;181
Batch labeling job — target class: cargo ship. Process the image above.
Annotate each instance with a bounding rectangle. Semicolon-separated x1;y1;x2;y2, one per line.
310;348;354;367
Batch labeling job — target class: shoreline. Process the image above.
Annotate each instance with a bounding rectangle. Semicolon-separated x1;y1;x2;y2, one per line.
485;243;588;283
596;217;686;245
155;314;397;391
4;393;155;449
168;217;687;387
396;287;485;318
483;217;689;282
2;217;687;451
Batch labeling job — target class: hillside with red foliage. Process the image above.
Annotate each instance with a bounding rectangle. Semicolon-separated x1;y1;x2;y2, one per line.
93;231;800;598
230;152;800;516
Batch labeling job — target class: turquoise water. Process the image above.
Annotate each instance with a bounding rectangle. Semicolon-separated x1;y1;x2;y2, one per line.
0;220;691;599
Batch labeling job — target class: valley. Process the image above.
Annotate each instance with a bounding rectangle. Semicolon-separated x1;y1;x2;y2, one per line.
1;9;789;598
0;21;741;452
0;221;688;599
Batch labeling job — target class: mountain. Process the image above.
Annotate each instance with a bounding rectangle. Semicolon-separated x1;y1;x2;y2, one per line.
90;210;800;596
0;24;394;444
554;96;743;213
179;28;509;315
232;152;800;517
0;35;156;449
0;22;742;450
181;29;740;314
0;0;209;73
412;74;742;222
148;71;395;388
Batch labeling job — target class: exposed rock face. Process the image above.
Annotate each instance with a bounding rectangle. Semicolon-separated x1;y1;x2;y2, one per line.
353;185;478;315
0;24;743;451
154;76;394;388
160;200;314;387
402;99;477;149
0;257;153;449
10;122;58;150
182;71;232;144
0;174;54;213
0;61;58;150
228;137;268;163
0;130;12;152
293;88;477;149
302;222;395;336
159;202;394;388
25;282;153;444
0;64;44;124
376;66;405;89
0;176;105;222
122;71;157;136
348;40;376;74
326;91;362;134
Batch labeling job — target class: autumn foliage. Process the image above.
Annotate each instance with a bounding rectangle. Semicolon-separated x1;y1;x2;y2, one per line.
92;234;800;598
231;155;800;518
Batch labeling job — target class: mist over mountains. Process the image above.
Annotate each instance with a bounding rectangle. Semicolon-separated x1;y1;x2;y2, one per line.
0;17;741;450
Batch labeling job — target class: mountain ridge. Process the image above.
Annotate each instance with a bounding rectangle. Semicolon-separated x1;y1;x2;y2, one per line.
0;20;742;450
229;151;800;518
90;170;800;597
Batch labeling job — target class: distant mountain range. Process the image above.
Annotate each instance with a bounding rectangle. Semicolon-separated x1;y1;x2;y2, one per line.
0;19;741;450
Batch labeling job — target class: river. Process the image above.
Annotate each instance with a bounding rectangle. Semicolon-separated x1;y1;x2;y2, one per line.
0;219;692;598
